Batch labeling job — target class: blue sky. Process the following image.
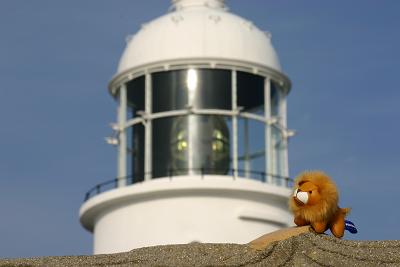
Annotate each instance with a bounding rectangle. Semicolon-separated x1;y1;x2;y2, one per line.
1;0;399;258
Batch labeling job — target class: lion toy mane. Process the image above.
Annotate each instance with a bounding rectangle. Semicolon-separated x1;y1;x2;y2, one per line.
289;171;350;238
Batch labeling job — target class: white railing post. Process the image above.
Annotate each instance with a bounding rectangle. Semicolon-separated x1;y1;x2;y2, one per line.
232;70;238;178
264;77;272;184
117;84;127;187
144;72;152;181
244;119;250;178
281;94;289;178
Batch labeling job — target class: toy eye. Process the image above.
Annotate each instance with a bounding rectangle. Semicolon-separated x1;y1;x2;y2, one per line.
309;191;312;194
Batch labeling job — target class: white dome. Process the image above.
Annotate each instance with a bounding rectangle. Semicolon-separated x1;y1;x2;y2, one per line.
117;1;282;74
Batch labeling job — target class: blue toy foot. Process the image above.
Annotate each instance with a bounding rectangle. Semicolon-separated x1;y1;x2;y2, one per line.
345;220;358;234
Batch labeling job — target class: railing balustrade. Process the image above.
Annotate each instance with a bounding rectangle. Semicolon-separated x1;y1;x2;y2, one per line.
84;168;293;201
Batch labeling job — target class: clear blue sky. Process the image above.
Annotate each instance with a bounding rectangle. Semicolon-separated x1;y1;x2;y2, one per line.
0;0;399;258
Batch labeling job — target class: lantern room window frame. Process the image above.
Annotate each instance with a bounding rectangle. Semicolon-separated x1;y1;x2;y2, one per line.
109;59;293;188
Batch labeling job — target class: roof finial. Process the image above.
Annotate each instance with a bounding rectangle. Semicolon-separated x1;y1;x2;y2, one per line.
172;0;225;11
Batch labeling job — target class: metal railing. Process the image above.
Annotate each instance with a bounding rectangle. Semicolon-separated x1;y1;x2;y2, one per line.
83;168;293;202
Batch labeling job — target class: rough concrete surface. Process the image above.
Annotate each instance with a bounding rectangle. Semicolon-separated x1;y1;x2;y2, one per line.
1;232;400;266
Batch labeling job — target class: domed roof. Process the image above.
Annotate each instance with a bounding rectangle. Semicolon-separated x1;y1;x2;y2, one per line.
117;0;282;74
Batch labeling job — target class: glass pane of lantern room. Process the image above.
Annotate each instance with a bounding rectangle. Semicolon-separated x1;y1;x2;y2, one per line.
152;71;188;112
152;69;231;112
237;71;264;114
190;69;231;109
237;117;266;181
236;71;266;181
126;76;145;184
152;115;230;178
127;76;145;116
131;123;144;183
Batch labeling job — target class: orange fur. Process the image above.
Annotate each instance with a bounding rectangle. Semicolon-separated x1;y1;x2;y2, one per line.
288;171;350;238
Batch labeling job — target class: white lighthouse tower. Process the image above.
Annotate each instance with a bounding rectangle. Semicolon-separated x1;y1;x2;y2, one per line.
80;0;294;254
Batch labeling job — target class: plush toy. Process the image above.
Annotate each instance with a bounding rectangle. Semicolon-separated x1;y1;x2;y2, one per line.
289;171;357;238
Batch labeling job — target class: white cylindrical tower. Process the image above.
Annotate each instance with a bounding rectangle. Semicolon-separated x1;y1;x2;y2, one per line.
80;0;294;254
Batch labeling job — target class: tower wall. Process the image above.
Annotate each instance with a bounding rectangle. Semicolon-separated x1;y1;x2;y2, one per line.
80;177;291;254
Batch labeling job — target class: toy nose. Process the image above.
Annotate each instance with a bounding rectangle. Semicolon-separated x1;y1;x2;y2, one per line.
296;191;309;204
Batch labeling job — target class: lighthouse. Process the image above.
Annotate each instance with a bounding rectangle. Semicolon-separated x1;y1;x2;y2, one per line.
80;0;294;254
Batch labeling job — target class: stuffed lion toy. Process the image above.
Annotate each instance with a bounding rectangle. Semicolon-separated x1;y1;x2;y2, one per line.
289;171;356;238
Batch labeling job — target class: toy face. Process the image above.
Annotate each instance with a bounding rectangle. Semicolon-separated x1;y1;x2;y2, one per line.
292;181;321;206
